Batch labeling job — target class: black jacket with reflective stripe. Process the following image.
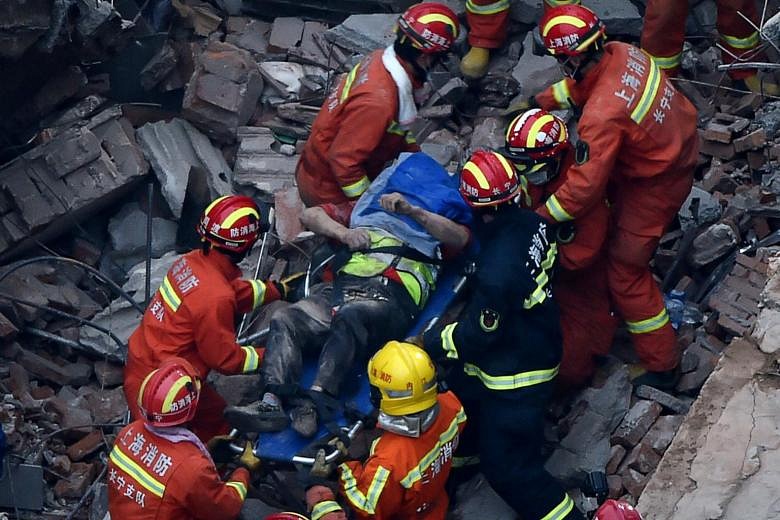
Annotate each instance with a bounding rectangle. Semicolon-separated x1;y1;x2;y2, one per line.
424;208;562;399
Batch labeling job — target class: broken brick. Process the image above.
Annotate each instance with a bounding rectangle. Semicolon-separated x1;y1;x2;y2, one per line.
54;461;98;498
702;122;732;143
621;468;650;498
733;128;767;152
698;130;736;159
644;415;684;455
635;385;690;415
66;429;104;462
606;444;627;474
677;345;720;394
608;474;625;499
624;440;662;474
611;400;663;448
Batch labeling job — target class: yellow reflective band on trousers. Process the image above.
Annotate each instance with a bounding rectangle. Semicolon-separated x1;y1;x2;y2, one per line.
311;500;343;520
340;63;361;102
649;51;682;70
630;57;662;124
723;31;759;50
400;408;467;488
541;493;575;520
545;0;581;6
441;322;459;359
226;480;247;501
339;464;390;514
523;243;557;309
465;0;510;15
552;80;573;109
241;346;260;372
159;275;182;312
250;279;267;309
463;363;559;391
545;194;574;222
626;307;670;335
341;176;371;199
109;445;166;498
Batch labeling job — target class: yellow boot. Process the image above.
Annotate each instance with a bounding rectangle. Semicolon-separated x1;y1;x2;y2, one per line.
460;47;490;79
743;72;780;97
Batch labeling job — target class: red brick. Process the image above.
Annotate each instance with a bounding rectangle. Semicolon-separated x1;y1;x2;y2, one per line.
611;401;663;448
748;270;767;287
54;462;97;498
622;468;650;499
702;122;732;143
747;150;767;170
66;429;103;462
708;296;750;320
608;475;625;499
644;415;684;455
717;313;751;337
625;441;662;474
733;128;767;152
723;276;763;301
606;444;627;474
736;253;768;274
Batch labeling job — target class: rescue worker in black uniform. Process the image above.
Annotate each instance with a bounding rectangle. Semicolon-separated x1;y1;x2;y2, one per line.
420;150;584;520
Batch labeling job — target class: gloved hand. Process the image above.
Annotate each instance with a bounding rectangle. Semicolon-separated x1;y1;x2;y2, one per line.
239;440;262;473
207;434;238;464
310;448;334;479
555;222;577;244
306;485;348;520
275;271;306;301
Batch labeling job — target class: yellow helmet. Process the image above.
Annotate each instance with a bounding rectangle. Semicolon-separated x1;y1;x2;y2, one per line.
367;341;438;416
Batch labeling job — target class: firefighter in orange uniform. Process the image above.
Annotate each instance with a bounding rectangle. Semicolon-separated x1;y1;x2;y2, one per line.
641;0;778;94
125;195;290;443
503;108;618;388
529;5;698;389
305;341;466;520
296;3;459;224
460;0;581;79
109;358;259;519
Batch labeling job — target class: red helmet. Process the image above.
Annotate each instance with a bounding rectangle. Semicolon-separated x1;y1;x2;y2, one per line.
540;5;606;57
594;500;643;520
264;514;308;520
505;108;570;162
504;108;570;185
198;195;262;253
396;3;459;54
459;150;520;207
138;358;202;428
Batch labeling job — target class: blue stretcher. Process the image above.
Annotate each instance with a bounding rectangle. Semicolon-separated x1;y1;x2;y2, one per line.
252;267;468;466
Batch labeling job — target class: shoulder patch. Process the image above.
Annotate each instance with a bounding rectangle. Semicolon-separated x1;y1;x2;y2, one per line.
479;309;500;332
575;140;589;165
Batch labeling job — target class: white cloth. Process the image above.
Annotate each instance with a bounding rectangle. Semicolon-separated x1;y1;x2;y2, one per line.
145;424;213;461
381;45;417;128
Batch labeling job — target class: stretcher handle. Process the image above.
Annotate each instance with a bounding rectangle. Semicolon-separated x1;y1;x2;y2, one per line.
291;420;364;466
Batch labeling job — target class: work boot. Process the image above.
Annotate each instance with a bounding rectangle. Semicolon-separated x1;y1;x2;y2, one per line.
291;400;318;438
741;72;780;97
460;47;490;79
631;366;681;391
224;398;289;433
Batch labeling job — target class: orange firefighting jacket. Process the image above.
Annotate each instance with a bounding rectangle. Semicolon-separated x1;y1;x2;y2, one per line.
296;49;419;209
310;392;466;520
534;42;699;236
108;420;249;520
127;249;278;379
520;152;609;271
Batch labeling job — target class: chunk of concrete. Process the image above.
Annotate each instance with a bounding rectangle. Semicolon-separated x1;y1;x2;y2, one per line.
183;41;264;143
678;186;722;232
0;109;148;261
512;32;562;98
611;400;663;449
324;13;398;55
136;118;232;219
469;117;505;151
233;129;297;195
269;16;304;51
226;17;271;55
545;366;632;488
108;202;178;258
688;222;738;268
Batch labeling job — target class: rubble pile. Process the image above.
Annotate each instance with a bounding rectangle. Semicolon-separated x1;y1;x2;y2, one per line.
0;0;779;517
